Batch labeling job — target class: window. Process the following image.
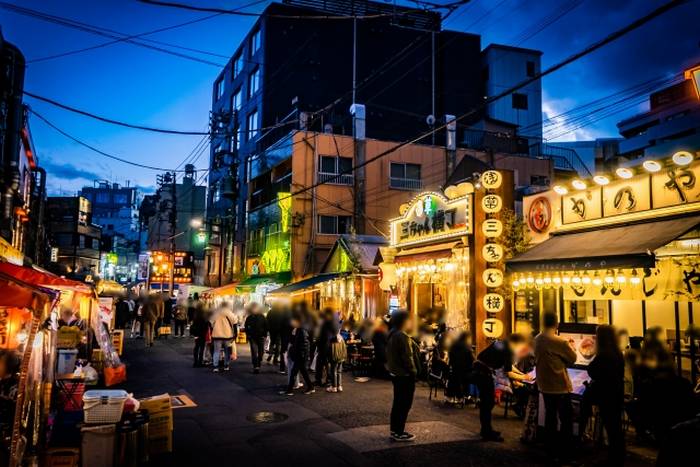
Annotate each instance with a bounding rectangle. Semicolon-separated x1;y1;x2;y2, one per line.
512;93;528;110
318;155;353;184
318;215;352;235
212;182;221;203
526;61;535;77
231;88;242;111
96;192;109;203
247;110;259;140
214;77;224;101
250;28;261;56
230;128;240;151
92;238;99;250
79;236;86;248
232;53;243;78
114;194;127;205
248;67;260;97
390;162;422;190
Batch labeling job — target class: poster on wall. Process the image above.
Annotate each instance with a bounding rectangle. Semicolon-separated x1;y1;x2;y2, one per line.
98;297;114;329
559;331;597;366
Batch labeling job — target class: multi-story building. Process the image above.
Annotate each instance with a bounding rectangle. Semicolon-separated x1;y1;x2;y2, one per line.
207;0;545;280
1;32;47;266
46;196;102;278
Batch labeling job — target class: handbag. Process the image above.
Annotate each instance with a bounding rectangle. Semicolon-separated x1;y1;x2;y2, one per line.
205;326;212;344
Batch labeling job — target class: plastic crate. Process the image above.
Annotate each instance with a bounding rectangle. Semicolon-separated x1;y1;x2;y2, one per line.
82;390;128;424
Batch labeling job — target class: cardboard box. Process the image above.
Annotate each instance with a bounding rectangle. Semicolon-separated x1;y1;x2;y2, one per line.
139;393;173;433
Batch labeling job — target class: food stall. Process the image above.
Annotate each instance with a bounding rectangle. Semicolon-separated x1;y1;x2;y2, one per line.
508;149;700;381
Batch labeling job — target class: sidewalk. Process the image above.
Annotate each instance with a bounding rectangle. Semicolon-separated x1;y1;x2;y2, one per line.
119;336;656;466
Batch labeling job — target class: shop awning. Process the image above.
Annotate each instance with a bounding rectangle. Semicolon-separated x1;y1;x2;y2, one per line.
507;215;700;272
394;242;462;263
0;273;53;309
268;273;344;296
236;272;292;292
0;262;92;293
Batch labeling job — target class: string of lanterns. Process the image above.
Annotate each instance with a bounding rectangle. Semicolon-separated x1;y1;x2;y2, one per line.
512;268;642;290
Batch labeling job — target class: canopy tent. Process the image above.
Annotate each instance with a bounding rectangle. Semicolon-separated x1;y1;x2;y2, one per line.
506;215;700;272
0;262;92;293
0;273;53;310
267;273;345;296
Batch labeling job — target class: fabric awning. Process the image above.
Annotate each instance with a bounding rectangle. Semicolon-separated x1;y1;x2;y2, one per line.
507;215;700;272
267;273;344;296
200;282;239;298
236;272;292;292
394;242;462;263
0;262;92;293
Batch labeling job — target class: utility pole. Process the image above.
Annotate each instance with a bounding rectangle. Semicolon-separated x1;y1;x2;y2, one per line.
351;103;366;234
168;172;177;295
445;115;457;182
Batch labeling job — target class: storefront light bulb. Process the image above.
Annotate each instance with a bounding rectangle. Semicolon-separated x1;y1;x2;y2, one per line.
604;270;615;284
672;150;694;166
535;277;543;286
552;275;561;285
572;274;582;284
616;167;634;179
630;269;641;285
526;275;534;284
616;271;626;284
572;179;587;190
581;273;591;285
543;276;552;285
593;175;610;186
562;275;571;284
592;272;602;286
553;185;568;195
642;160;662;173
513;280;520;288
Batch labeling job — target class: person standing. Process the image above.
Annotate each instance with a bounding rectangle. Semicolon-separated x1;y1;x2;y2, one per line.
327;331;347;393
142;295;160;347
586;325;625;465
210;302;238;372
447;331;474;404
534;312;577;462
174;302;188;337
244;303;268;373
385;311;418;442
282;312;314;395
315;308;339;387
266;304;285;366
190;303;210;367
115;298;130;330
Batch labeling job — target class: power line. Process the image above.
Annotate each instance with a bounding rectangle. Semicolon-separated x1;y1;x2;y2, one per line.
254;0;686;211
29;109;196;172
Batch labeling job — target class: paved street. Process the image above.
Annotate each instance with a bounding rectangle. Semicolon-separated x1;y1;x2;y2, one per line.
119;337;657;466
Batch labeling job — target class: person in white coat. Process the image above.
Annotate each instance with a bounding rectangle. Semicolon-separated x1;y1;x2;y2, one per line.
210;302;238;372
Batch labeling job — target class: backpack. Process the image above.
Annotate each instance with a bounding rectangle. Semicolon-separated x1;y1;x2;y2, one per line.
331;335;347;363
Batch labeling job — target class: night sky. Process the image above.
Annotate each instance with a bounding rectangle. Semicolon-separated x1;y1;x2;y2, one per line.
1;0;698;195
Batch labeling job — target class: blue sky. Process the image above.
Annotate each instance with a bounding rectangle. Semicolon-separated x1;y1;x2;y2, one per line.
1;0;697;195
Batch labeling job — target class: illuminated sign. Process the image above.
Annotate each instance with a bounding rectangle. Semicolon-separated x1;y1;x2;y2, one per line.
390;191;472;248
482;317;504;338
481;170;503;190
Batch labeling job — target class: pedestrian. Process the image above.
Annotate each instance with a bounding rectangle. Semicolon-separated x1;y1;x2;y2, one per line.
585;324;625;466
142;295;160;348
371;318;389;378
266;303;285;366
534;312;577;463
115;297;130;330
446;331;474;404
244;302;268;373
327;331;347;393
385;310;419;442
210;302;238;373
281;310;314;395
187;293;199;325
190;303;210;367
315;308;339;387
174;301;188;337
278;305;292;375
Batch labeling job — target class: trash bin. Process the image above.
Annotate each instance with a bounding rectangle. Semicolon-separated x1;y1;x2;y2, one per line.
116;421;138;467
81;424;116;467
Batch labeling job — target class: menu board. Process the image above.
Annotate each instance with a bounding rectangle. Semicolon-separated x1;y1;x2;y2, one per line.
559;331;596;366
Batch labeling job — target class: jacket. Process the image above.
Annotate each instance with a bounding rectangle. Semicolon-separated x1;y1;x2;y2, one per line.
289;327;311;364
330;336;347;363
587;351;625;406
211;308;238;340
244;313;268;340
386;330;417;377
534;332;577;394
142;301;160;323
174;305;188;321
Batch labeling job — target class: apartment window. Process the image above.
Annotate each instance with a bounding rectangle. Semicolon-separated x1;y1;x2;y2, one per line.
212;182;221;203
318;155;353;184
79;236;86;248
230;128;240;151
214;77;224;101
232;53;243;78
250;28;261;56
526;60;535;77
390;162;422;190
114;194;127;205
231;88;242;111
247;110;259;140
92;238;99;249
318;215;352;235
248;67;260;98
512;93;528;110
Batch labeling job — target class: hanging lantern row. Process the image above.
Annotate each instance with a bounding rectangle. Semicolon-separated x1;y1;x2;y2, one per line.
395;257;468;277
512;268;642;289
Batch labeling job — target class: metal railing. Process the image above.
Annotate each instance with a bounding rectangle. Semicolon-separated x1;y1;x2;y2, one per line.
389;177;422;190
318;172;353;185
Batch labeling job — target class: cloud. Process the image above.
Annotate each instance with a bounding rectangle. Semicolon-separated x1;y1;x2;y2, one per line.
42;160;102;182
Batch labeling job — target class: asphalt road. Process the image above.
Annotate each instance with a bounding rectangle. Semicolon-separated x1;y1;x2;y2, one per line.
118;335;657;466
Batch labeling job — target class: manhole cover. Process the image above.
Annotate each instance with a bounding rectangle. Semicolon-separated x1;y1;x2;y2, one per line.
246;411;289;424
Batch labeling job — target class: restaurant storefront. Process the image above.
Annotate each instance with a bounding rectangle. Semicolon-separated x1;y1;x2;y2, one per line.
508;150;700;380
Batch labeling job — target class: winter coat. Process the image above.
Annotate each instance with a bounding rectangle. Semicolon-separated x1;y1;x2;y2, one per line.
211;308;238;340
330;336;347;363
386;330;418;377
244;313;268;340
289;327;311;364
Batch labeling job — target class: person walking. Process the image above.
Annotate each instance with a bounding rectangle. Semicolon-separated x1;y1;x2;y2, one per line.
190;303;210;367
142;295;160;348
447;331;474;404
315;308;339;387
210;302;238;372
327;331;347;393
534;312;577;462
385;310;419;442
281;311;314;395
115;298;130;330
174;302;188;337
244;303;268;373
266;304;285;366
585;325;626;465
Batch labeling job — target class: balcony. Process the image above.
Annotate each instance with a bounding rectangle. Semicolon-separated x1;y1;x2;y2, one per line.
390;177;422;190
318;172;353;185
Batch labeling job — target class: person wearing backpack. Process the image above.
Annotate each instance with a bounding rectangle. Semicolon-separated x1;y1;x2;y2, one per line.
327;331;347;393
210;302;238;372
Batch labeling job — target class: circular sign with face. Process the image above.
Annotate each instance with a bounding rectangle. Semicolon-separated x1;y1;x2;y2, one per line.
483;293;505;313
482;194;503;214
481;219;503;238
481;170;502;190
482;268;504;288
528;196;552;234
482;318;504;338
481;243;504;263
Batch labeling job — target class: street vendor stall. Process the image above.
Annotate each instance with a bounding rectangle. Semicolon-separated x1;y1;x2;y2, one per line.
508;150;700;381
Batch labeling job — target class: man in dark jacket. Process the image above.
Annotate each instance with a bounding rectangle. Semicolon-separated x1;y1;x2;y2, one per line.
244;303;268;373
282;313;314;395
385;310;418;442
314;308;339;386
266;304;285;366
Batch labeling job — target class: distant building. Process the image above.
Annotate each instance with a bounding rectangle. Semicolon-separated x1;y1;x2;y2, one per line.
554;139;622;174
482;44;543;142
46;196;102;278
0;32;47;266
